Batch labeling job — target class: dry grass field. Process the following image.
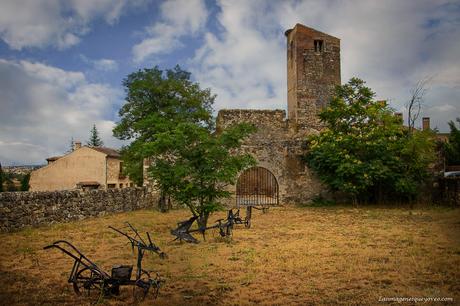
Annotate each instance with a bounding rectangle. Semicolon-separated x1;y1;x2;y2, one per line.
0;205;459;305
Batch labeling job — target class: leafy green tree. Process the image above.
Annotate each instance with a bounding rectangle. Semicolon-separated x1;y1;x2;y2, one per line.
87;124;104;147
113;65;214;142
149;122;255;228
305;78;436;204
0;163;3;192
119;144;144;187
444;118;460;165
113;65;254;221
4;172;16;192
20;173;30;191
113;66;215;206
1;171;17;192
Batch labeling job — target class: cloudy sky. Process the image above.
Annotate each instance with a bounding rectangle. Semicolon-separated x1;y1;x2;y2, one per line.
0;0;459;165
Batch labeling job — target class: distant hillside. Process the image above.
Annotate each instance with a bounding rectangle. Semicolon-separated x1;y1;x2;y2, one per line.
3;165;43;176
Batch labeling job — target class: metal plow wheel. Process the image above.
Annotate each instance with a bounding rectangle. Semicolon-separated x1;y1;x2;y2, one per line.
73;267;114;299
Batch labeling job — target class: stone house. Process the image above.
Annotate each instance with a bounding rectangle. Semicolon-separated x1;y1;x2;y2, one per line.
29;142;133;191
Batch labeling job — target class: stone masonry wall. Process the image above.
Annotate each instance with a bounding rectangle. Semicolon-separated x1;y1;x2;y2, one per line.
216;109;325;206
216;109;287;134
286;24;340;131
0;187;157;232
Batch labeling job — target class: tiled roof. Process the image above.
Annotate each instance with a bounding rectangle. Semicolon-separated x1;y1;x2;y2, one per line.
90;147;121;158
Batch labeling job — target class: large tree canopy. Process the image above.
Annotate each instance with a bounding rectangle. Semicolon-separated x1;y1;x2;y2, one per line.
113;66;214;141
113;66;215;187
113;66;255;224
305;78;436;204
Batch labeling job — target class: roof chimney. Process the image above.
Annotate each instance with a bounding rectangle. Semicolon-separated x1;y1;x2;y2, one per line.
422;117;430;131
74;141;82;151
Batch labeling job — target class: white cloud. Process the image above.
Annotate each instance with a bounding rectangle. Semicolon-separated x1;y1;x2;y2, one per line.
190;0;285;111
80;55;119;71
17;60;85;88
430;104;456;113
188;0;460;132
93;59;118;72
0;59;124;165
0;0;148;50
132;0;208;63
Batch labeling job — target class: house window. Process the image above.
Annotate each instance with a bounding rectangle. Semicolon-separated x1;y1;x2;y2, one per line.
130;183;134;187
119;183;123;188
108;184;116;189
314;40;324;52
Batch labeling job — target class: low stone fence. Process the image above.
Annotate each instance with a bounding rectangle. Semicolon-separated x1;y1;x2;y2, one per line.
0;187;157;232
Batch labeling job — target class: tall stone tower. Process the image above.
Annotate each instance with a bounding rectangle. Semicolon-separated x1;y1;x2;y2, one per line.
285;24;341;131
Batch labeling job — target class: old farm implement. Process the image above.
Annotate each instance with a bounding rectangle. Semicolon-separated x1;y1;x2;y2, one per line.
44;223;166;301
171;209;248;243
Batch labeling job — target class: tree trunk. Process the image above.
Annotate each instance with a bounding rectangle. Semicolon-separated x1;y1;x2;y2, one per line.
158;192;169;212
197;212;210;240
167;196;172;210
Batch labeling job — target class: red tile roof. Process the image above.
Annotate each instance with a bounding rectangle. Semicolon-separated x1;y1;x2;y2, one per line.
46;156;62;162
90;147;121;158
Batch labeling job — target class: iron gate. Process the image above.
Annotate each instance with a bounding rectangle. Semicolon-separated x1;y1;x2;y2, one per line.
236;167;279;207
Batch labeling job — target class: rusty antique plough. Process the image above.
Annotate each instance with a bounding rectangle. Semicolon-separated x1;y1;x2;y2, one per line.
170;209;251;243
44;223;166;301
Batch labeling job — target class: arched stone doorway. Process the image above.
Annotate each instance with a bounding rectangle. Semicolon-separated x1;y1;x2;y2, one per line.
236;166;279;207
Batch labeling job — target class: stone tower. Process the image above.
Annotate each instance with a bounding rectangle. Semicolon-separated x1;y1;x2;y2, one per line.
285;24;341;131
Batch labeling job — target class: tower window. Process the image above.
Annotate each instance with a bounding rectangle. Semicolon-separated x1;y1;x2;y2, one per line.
314;40;323;52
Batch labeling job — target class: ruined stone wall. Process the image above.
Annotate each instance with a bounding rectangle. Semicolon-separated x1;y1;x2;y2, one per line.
141;109;326;206
216;109;324;206
0;187;157;232
216;109;287;133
